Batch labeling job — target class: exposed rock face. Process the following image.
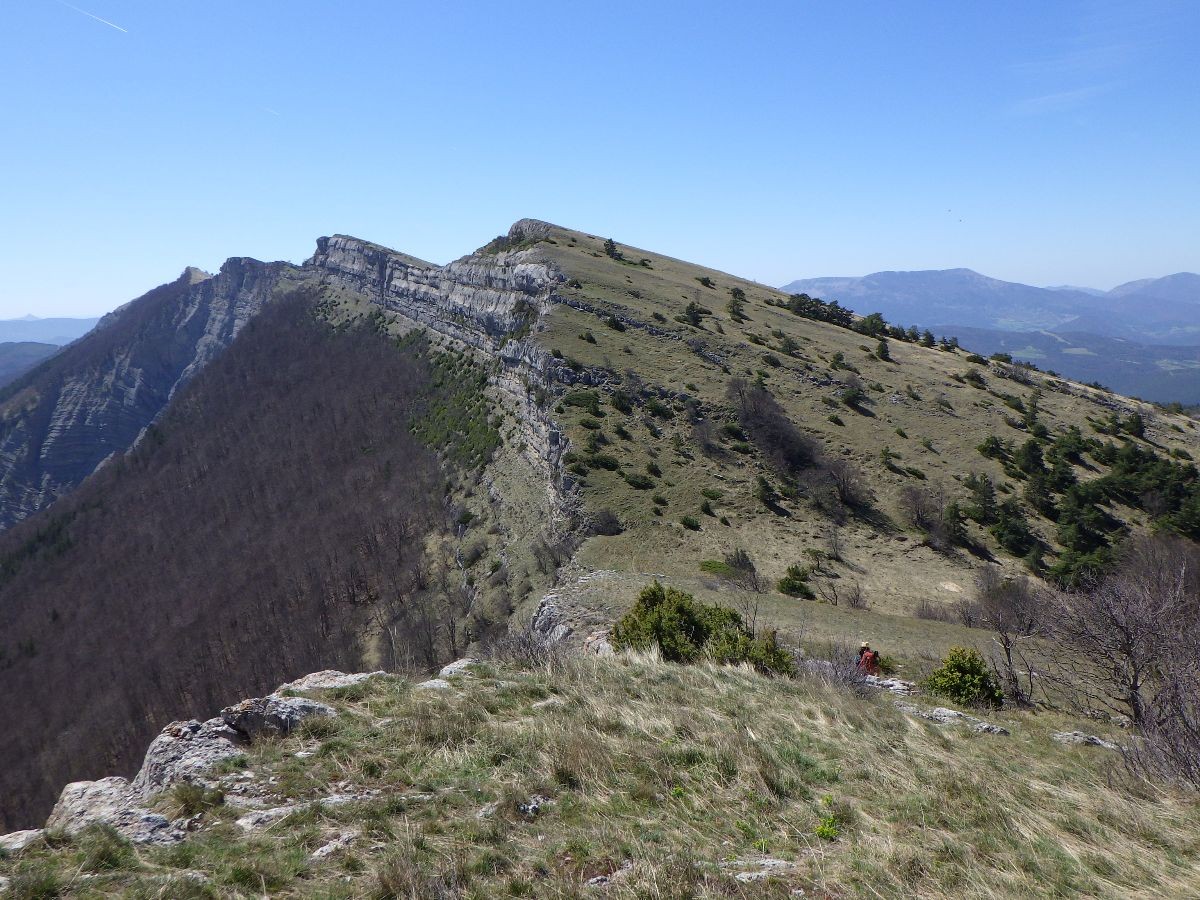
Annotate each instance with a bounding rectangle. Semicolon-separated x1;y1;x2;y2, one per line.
130;718;245;799
0;670;379;847
0;221;574;533
0;829;42;854
307;221;570;505
0;260;291;529
221;695;336;740
45;777;184;846
276;670;387;694
531;594;574;643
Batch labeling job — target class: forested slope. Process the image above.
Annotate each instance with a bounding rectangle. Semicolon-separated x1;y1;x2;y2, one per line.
0;295;462;829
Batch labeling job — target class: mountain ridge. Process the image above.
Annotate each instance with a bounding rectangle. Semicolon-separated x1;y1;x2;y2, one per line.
1;217;1198;836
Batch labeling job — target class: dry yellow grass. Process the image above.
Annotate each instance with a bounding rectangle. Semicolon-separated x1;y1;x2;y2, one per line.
5;653;1196;897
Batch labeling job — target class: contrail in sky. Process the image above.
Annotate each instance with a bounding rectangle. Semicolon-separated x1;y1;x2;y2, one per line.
55;0;128;33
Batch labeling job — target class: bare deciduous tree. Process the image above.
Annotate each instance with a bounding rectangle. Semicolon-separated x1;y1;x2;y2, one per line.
973;567;1043;706
1042;535;1198;727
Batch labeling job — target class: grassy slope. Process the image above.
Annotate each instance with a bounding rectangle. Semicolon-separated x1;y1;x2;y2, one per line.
4;656;1197;898
515;225;1199;663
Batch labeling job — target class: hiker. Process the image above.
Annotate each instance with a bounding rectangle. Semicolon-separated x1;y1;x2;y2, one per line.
856;641;881;676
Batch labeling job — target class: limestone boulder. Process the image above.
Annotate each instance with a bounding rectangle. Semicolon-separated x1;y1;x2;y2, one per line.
46;777;184;845
221;695;335;739
0;829;43;854
1052;731;1119;751
276;670;386;694
130;717;244;800
438;658;482;679
896;702;1009;735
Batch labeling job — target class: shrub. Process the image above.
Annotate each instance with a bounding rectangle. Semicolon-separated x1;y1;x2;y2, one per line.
777;564;814;599
587;453;620;470
590;508;623;536
646;398;674;419
680;515;701;530
610;390;634;414
923;647;1003;707
622;472;654;489
610;582;792;675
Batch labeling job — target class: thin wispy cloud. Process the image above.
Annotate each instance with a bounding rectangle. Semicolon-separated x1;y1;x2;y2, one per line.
1007;0;1167;117
1011;84;1111;117
55;0;127;33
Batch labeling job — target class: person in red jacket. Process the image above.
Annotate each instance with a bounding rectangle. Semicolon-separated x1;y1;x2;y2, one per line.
856;641;881;676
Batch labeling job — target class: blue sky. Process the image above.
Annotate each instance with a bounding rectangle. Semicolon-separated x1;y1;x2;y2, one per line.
2;0;1197;316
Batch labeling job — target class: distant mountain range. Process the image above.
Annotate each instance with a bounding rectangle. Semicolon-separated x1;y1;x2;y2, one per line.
780;270;1200;403
0;317;100;388
0;343;60;386
0;315;99;346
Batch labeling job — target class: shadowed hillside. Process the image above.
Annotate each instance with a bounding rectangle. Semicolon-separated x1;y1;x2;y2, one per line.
0;264;291;529
0;295;460;829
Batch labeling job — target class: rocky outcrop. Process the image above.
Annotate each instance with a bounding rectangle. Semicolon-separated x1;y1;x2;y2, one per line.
0;260;292;529
0;221;576;532
130;718;245;799
0;670;374;848
1052;731;1119;751
276;670;386;694
306;221;571;508
220;695;336;740
46;777;184;846
0;829;43;854
896;702;1009;735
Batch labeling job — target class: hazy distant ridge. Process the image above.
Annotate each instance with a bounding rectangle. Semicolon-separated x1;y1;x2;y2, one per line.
0;316;99;345
781;270;1200;342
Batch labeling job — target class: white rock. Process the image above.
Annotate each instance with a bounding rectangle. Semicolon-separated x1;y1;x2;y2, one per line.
532;697;565;710
276;670;386;694
518;794;552;817
131;717;244;800
586;859;634;886
863;674;918;695
438;658;482;679
236;793;378;831
896;702;1009;735
415;678;453;691
1052;731;1119;751
720;856;800;882
531;595;573;642
236;805;297;831
583;629;614;656
0;829;43;854
311;829;358;861
46;777;184;845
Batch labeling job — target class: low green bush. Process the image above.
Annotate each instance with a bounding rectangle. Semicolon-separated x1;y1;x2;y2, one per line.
611;583;793;675
922;647;1003;707
777;564;814;599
